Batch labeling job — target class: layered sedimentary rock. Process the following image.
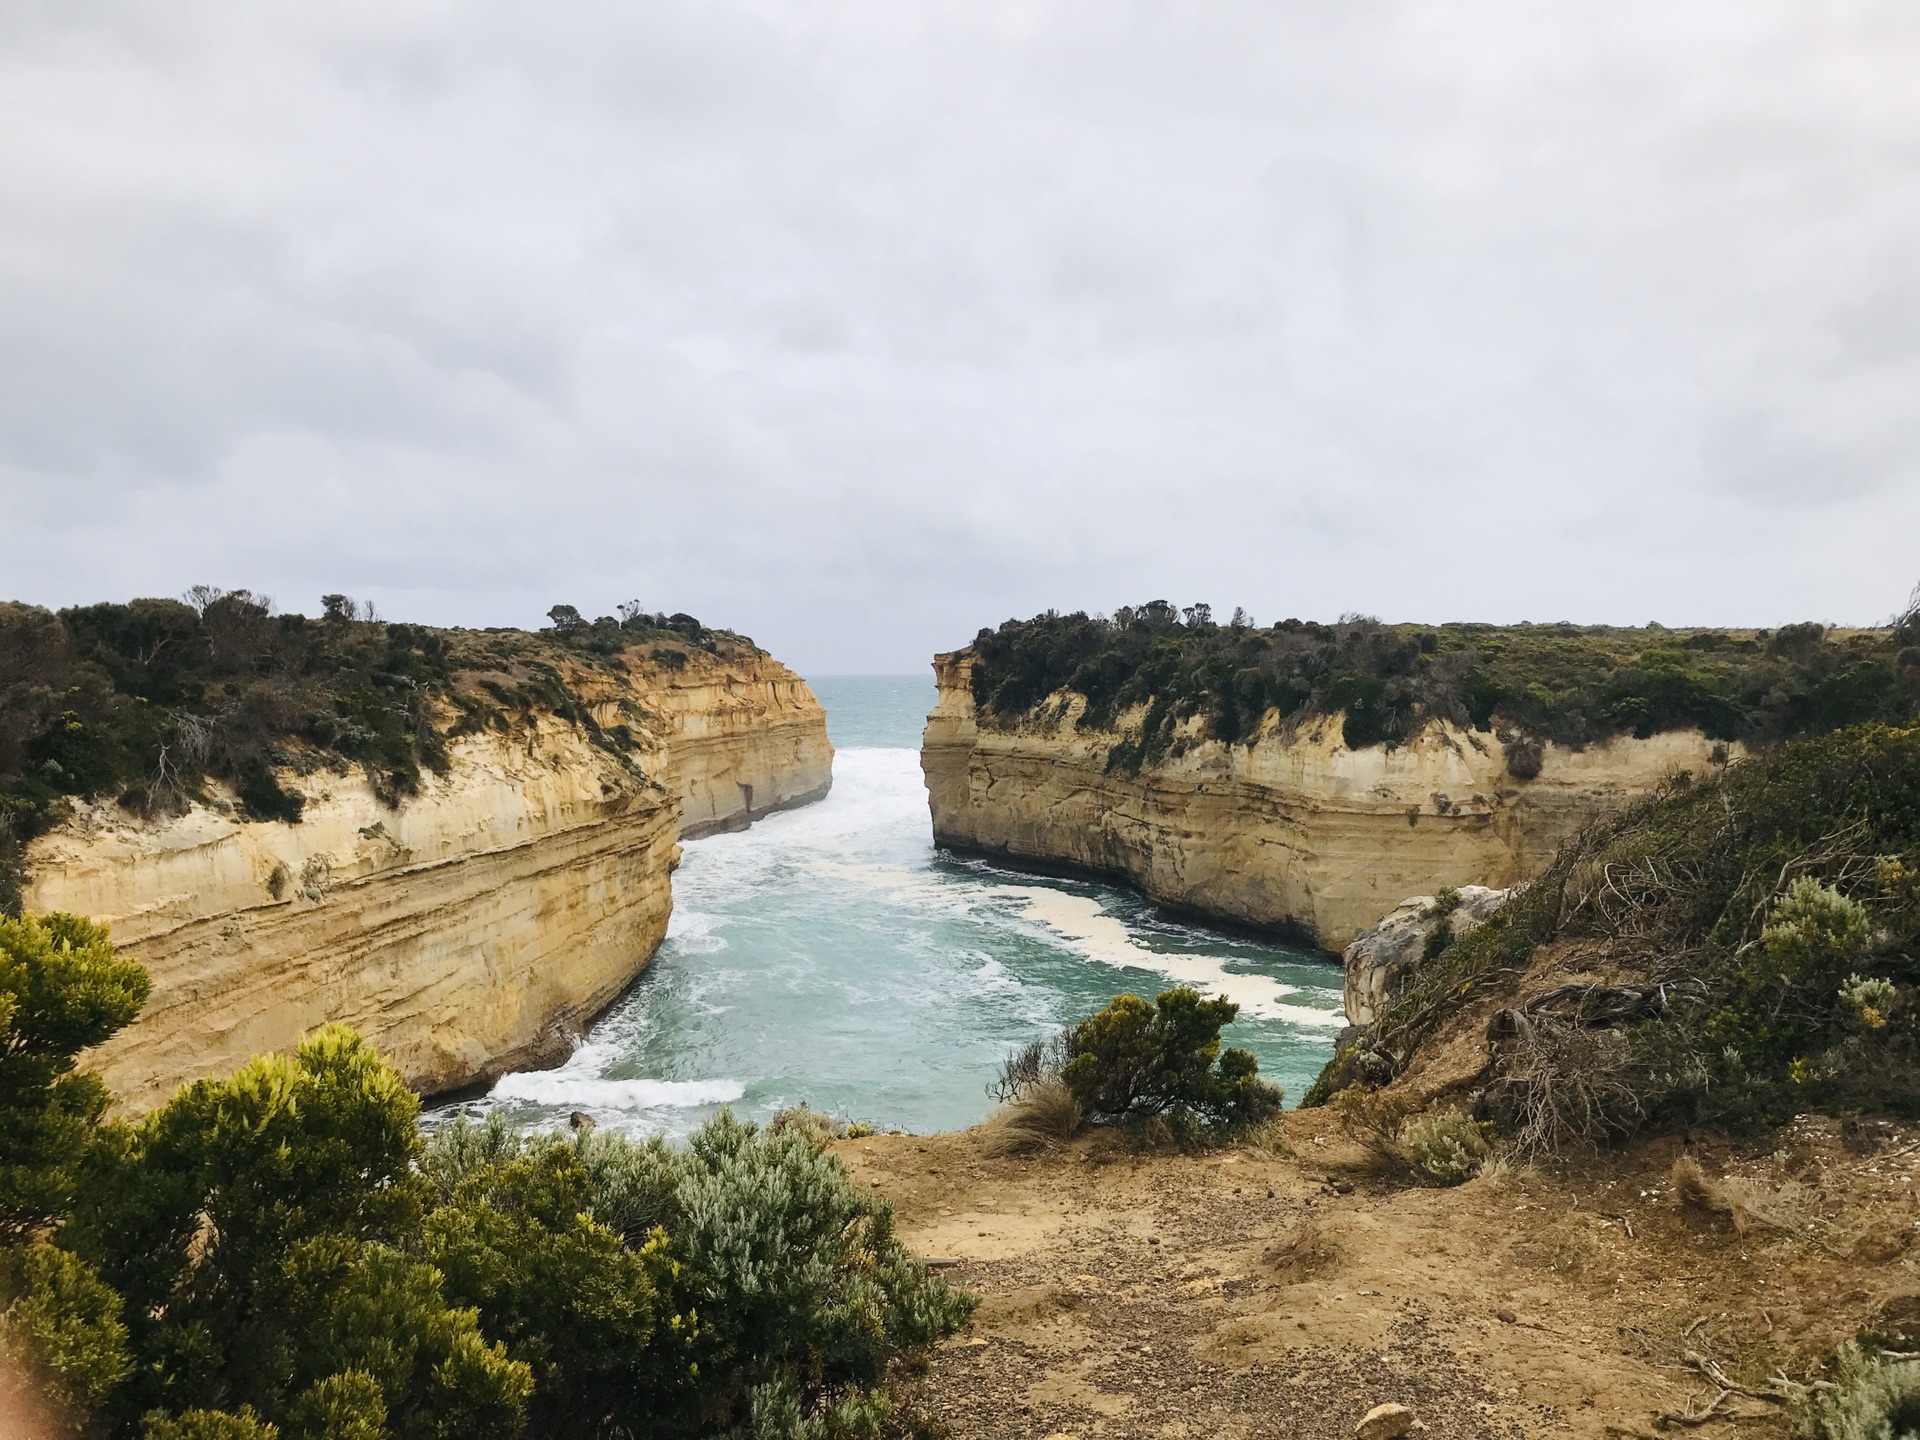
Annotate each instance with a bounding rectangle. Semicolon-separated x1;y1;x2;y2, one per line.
922;649;1733;954
26;650;831;1112
575;650;835;837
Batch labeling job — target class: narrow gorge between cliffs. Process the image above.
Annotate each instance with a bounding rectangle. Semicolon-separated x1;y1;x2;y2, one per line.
443;676;1345;1138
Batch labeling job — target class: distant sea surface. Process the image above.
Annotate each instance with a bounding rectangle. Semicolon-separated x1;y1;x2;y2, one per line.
441;676;1345;1138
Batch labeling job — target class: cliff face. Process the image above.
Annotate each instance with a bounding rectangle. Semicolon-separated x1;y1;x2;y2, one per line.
922;649;1733;953
26;650;831;1112
573;650;835;838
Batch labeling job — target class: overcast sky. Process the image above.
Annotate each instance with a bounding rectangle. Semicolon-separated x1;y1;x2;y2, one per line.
3;3;1918;673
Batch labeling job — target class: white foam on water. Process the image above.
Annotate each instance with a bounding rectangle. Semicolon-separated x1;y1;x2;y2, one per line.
690;749;928;854
785;789;1344;1029
490;1071;745;1111
662;906;727;955
806;859;986;920
1004;887;1345;1028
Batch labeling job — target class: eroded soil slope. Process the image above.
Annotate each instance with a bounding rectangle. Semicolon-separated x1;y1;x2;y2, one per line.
839;1110;1920;1440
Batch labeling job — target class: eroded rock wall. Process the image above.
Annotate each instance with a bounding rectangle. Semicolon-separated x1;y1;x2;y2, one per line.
26;650;831;1111
922;649;1732;953
584;650;834;838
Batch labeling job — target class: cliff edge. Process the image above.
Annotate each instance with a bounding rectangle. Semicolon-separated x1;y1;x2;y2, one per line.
923;648;1730;952
20;631;831;1111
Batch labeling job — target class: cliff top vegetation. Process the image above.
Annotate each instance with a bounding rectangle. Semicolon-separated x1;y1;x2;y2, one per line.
964;600;1920;774
0;588;760;912
1306;720;1920;1150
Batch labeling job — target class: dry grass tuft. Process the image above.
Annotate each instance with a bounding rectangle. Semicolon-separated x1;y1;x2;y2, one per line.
1243;1114;1297;1158
980;1081;1083;1157
1473;1153;1535;1189
1720;1176;1830;1241
1669;1154;1863;1252
766;1104;842;1150
1261;1219;1342;1283
1671;1153;1731;1217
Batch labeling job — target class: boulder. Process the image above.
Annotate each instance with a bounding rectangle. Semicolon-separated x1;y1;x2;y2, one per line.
1355;1402;1423;1440
1342;886;1509;1026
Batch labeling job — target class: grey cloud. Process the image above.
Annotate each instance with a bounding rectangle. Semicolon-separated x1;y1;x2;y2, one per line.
2;1;1918;670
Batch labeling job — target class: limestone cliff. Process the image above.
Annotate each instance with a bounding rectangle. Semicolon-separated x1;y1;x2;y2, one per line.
922;649;1735;954
25;648;831;1112
569;649;835;837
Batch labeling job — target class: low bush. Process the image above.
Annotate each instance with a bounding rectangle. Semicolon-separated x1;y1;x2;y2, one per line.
2;915;974;1439
1397;1107;1492;1184
765;1103;847;1149
1064;988;1281;1132
993;987;1282;1145
1794;1343;1920;1440
1482;1014;1675;1156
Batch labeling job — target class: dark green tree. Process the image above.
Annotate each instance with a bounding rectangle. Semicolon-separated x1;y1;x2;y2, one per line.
70;1026;530;1436
0;912;147;1430
0;912;149;1240
1061;986;1281;1132
424;1138;677;1437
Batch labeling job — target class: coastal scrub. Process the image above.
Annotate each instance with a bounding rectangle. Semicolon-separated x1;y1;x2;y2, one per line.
0;915;972;1440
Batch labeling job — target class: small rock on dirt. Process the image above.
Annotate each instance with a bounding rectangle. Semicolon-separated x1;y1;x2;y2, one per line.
1355;1403;1423;1440
1495;1307;1517;1323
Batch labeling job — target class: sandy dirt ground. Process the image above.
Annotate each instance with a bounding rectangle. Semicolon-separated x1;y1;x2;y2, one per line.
836;1109;1920;1440
0;1361;64;1440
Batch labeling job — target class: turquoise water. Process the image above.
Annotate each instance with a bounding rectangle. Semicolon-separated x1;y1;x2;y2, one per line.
453;676;1344;1137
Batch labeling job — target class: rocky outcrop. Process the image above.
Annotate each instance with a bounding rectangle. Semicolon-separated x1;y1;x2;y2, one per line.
1341;885;1509;1026
922;649;1734;953
25;649;831;1112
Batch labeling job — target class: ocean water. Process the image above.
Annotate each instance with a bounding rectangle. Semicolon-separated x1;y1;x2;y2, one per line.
445;676;1345;1138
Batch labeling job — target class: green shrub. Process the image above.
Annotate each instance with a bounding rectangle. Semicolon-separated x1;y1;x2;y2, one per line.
0;911;149;1240
0;1242;130;1418
668;1110;973;1430
144;1407;281;1440
1840;973;1900;1030
1794;1343;1920;1440
765;1103;847;1148
5;918;973;1438
1706;879;1880;1074
420;1109;974;1439
965;605;1918;762
1058;987;1282;1136
423;1134;677;1435
1397;1107;1492;1184
67;1026;535;1435
285;1370;385;1440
